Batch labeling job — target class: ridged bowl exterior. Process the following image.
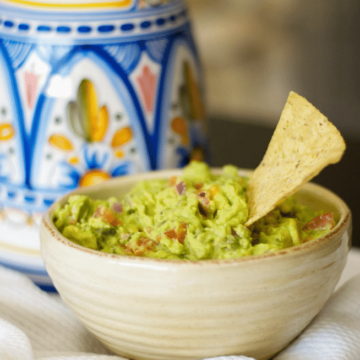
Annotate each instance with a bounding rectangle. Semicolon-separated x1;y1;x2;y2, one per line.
40;169;351;360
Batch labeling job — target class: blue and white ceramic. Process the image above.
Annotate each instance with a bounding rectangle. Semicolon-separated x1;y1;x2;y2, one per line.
0;0;208;290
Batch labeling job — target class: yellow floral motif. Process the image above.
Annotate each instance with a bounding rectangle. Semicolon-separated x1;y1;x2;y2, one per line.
115;150;125;158
79;79;98;140
68;79;109;143
79;170;111;187
0;123;15;141
68;156;80;164
181;135;189;145
171;116;187;135
49;134;74;152
54;78;136;188
93;105;109;142
171;117;189;145
180;62;206;122
111;126;133;148
184;62;205;120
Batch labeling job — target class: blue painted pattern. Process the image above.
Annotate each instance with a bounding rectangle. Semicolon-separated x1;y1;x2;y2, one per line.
98;25;115;33
18;24;30;31
0;0;208;291
0;8;189;40
4;21;14;28
77;26;92;34
56;26;71;33
37;25;52;32
0;28;205;210
121;23;135;32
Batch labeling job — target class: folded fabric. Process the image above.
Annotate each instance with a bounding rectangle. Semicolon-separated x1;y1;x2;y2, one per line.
273;273;360;360
0;265;359;360
0;266;120;360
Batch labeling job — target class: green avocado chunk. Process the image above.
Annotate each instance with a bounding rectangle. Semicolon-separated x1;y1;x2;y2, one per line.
53;161;335;260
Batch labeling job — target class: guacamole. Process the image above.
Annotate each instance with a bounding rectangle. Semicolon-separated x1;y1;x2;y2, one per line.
53;162;335;260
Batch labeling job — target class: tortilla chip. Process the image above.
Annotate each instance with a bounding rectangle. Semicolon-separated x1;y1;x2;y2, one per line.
245;91;346;226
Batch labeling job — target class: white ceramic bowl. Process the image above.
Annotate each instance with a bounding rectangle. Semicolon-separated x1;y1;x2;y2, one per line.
40;169;351;360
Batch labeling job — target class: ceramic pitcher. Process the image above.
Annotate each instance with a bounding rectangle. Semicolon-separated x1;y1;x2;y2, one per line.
0;0;208;290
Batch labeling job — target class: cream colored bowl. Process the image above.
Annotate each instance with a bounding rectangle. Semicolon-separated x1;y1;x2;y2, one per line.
40;169;351;360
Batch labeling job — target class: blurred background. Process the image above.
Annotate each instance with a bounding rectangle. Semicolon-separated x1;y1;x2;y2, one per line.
187;0;360;245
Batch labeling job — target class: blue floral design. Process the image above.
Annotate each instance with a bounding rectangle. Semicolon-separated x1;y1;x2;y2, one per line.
54;144;132;190
83;146;109;170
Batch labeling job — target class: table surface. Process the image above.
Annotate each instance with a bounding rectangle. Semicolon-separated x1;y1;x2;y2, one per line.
208;117;360;247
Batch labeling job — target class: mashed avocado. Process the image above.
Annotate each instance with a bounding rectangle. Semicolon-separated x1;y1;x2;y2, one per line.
53;162;335;260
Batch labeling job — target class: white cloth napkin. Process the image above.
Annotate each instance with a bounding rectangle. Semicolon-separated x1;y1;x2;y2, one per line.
0;264;360;360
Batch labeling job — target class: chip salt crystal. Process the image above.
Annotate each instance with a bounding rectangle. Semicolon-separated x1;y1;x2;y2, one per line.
245;91;346;227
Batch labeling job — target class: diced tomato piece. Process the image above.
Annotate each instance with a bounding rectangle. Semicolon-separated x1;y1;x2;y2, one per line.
178;223;187;244
164;223;187;244
125;237;156;256
195;183;203;190
303;212;335;231
94;206;123;227
125;247;135;255
164;229;178;239
137;237;155;250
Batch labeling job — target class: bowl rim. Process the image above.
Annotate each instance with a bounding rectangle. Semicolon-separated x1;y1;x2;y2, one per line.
41;167;352;267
